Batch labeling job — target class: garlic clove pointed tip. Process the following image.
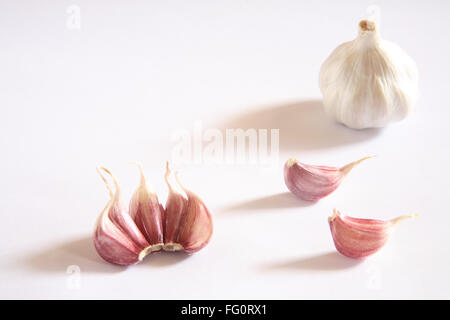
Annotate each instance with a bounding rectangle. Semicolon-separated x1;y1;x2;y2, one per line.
390;213;419;226
329;208;340;222
165;160;171;173
340;155;374;174
96;166;121;198
164;161;172;183
130;161;153;189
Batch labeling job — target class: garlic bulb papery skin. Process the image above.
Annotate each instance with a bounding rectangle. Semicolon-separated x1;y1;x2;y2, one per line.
319;20;419;129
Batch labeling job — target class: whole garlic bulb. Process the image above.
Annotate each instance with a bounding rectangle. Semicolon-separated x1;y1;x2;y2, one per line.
319;20;419;129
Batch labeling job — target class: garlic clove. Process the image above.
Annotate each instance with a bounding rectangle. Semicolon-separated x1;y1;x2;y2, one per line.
328;208;418;259
129;162;164;252
163;162;213;253
319;20;419;129
284;156;372;201
93;167;152;265
94;207;153;265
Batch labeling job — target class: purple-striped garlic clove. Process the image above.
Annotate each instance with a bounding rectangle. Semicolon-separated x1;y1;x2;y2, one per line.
284;156;372;201
129;163;165;252
163;162;213;253
328;208;418;259
93;167;153;266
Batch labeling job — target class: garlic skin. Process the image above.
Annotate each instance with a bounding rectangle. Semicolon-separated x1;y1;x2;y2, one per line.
319;20;419;129
163;162;213;253
329;209;417;259
284;156;372;201
94;167;153;266
129;163;164;251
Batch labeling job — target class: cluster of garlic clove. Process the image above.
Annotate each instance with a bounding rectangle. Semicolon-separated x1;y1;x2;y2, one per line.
94;162;213;266
319;20;419;129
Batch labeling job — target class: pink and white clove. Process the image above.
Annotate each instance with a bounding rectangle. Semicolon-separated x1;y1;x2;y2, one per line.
328;208;418;259
284;156;373;201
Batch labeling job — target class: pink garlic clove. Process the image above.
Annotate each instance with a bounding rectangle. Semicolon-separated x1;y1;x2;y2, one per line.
163;162;213;253
129;163;165;252
93;167;152;265
284;156;373;201
328;208;418;259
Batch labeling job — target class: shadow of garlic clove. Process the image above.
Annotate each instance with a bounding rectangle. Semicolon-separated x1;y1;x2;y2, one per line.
328;208;418;259
284;156;372;201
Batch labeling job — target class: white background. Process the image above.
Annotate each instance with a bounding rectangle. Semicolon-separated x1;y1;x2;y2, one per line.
1;0;449;299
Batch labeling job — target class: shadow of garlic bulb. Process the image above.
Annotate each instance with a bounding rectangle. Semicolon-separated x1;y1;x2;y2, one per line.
319;20;419;129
